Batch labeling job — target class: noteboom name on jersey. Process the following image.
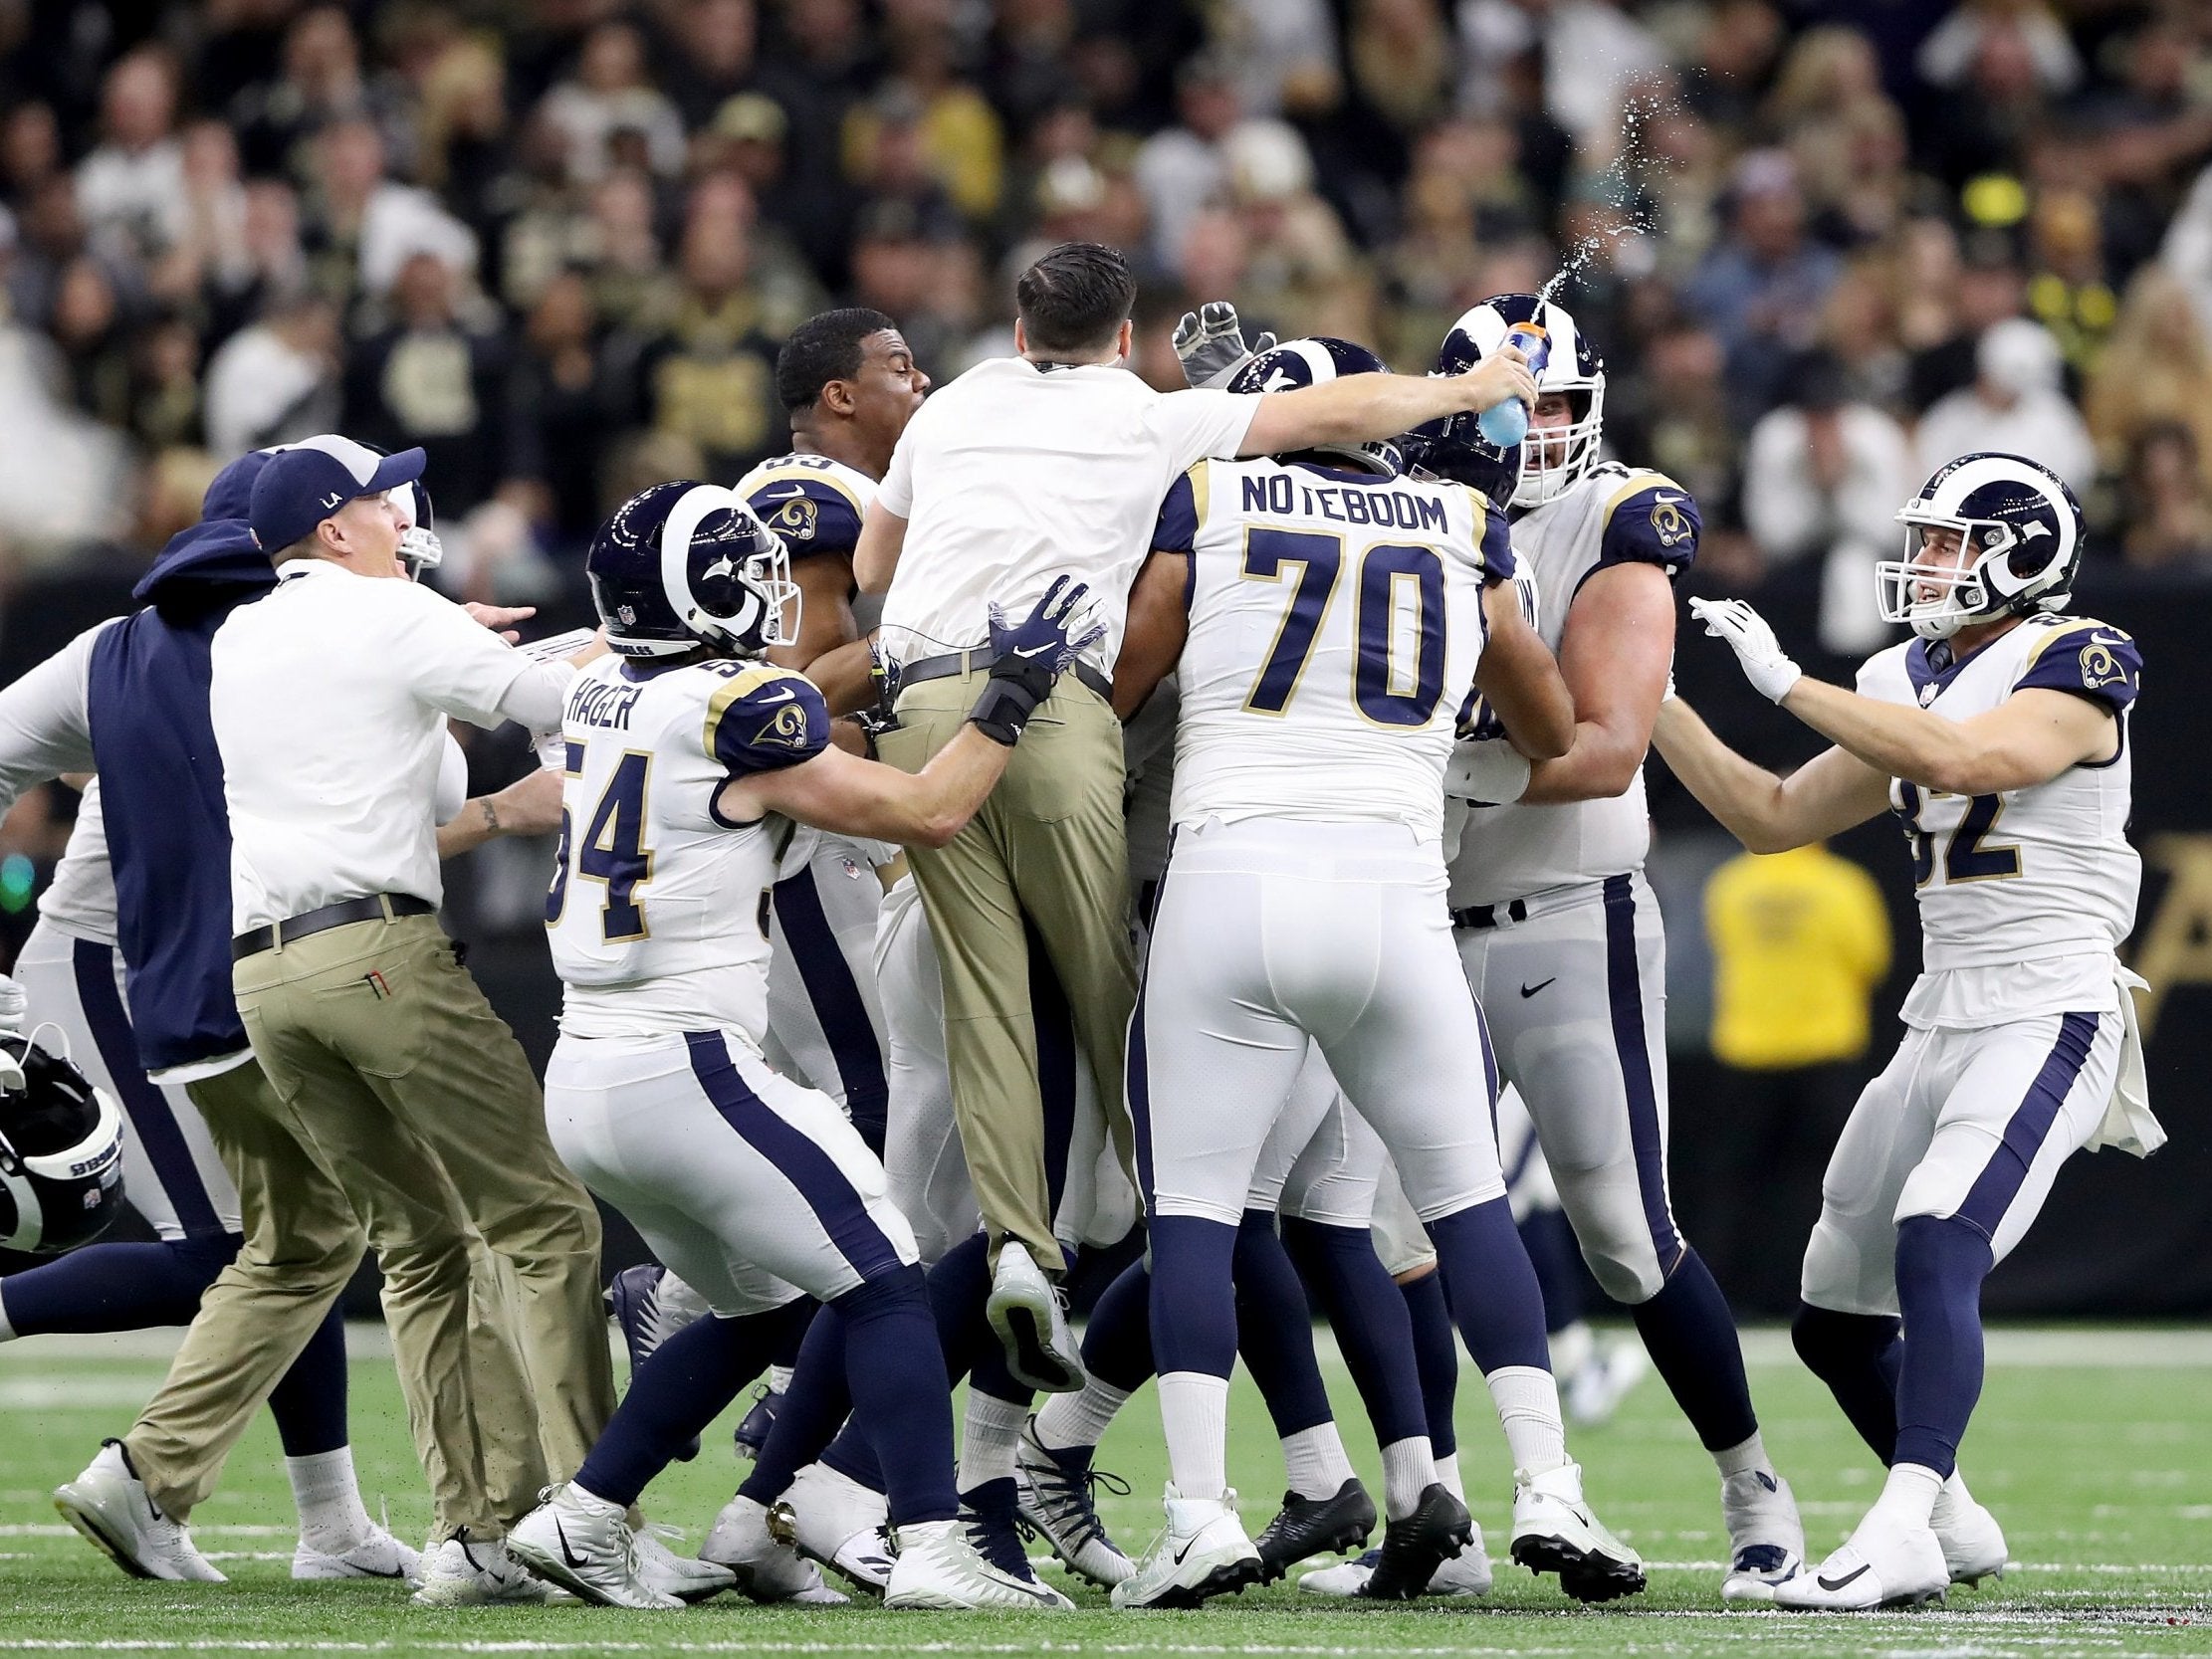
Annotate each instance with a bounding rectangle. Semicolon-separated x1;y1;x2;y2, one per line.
1237;473;1451;532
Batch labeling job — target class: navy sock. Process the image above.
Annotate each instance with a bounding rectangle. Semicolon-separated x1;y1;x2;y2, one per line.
1791;1303;1904;1462
1281;1216;1426;1447
266;1304;349;1457
834;1265;958;1526
1630;1248;1759;1452
926;1231;994;1385
771;1298;817;1371
1425;1199;1550;1373
1519;1210;1587;1335
578;1307;786;1508
1082;1256;1157;1392
1229;1211;1332;1436
1149;1212;1238;1379
741;1298;854;1507
1400;1270;1459;1459
0;1233;236;1334
1890;1214;1994;1478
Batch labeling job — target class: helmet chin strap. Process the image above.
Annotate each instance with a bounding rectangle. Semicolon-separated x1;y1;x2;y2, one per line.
0;1023;73;1093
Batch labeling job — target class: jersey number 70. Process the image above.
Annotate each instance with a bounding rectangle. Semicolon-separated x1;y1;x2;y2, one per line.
547;745;654;940
1240;528;1446;725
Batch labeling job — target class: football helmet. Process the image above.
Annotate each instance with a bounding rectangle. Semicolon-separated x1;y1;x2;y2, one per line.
1412;294;1606;510
587;482;800;659
1879;453;2084;641
0;1032;124;1256
1228;337;1403;477
390;479;442;580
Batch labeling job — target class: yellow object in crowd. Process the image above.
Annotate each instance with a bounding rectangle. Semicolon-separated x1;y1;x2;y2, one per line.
1705;842;1892;1072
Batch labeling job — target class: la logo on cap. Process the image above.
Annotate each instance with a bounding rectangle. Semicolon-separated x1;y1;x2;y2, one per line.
321;493;345;510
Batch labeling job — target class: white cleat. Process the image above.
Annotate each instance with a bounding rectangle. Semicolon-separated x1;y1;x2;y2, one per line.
1110;1485;1266;1610
700;1494;848;1604
886;1517;1074;1609
1775;1521;1948;1611
1931;1476;2007;1587
1508;1461;1646;1603
1566;1339;1651;1428
506;1485;680;1609
54;1441;225;1583
783;1461;896;1595
987;1240;1085;1393
1719;1468;1806;1604
293;1521;420;1584
1299;1529;1494;1598
409;1533;553;1606
632;1523;737;1603
1015;1418;1136;1587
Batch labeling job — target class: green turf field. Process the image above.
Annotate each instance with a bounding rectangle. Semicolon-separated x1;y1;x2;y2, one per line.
1;1325;2207;1657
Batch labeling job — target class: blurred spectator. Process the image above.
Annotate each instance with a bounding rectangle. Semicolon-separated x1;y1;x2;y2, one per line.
843;25;1004;226
343;251;513;515
202;178;310;349
1906;229;2025;412
1207;0;1341;121
656;0;766;132
231;6;411;186
1685;0;1785;136
2079;13;2212;278
1347;0;1453;142
1680;149;1843;415
1916;0;2081;98
1917;10;2055;189
307;116;479;302
1459;0;1667;155
201;291;340;459
2117;421;2212;571
46;257;130;428
1917;316;2095;493
0;305;131;556
1612;320;1740;550
540;20;687;183
2160;155;2212;337
2085;264;2212;491
1742;350;1913;573
2;103;64;211
1135;52;1309;273
74;49;184;263
506;270;614;542
1225;123;1364;343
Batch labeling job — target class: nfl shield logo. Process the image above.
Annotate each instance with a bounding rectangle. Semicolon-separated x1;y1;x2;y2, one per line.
617;604;637;625
841;858;862;880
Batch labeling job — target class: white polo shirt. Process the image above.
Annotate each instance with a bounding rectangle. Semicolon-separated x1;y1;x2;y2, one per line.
875;356;1258;672
211;561;574;933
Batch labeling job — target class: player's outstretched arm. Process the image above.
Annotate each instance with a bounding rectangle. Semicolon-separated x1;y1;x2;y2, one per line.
1112;550;1191;719
437;767;564;860
1653;696;1891;853
1471;579;1575;759
1522;562;1675;803
1239;348;1534;459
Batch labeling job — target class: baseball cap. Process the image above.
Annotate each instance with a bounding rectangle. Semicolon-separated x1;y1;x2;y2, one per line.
202;447;279;522
248;436;425;552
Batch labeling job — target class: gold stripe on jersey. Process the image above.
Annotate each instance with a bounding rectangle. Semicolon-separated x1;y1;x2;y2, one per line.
2018;614;2130;677
1597;469;1687;536
1190;459;1213;530
746;461;866;519
703;663;806;762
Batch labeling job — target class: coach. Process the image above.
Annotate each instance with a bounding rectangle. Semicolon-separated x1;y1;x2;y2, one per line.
206;439;611;1588
855;241;1535;1389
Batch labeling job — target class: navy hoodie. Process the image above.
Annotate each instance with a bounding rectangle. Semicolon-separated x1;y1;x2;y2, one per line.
85;518;277;1073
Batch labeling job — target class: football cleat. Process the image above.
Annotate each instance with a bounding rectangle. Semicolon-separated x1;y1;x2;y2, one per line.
1360;1482;1473;1600
632;1523;736;1602
506;1485;681;1609
54;1441;225;1583
1252;1478;1376;1582
960;1475;1068;1601
1508;1461;1646;1603
606;1264;699;1462
292;1520;420;1583
409;1533;553;1606
732;1383;782;1461
1302;1527;1494;1597
1110;1484;1265;1610
885;1518;1074;1609
1719;1468;1805;1603
700;1494;848;1604
987;1240;1085;1393
784;1461;896;1595
1775;1522;1948;1611
1931;1476;2008;1587
1015;1417;1135;1587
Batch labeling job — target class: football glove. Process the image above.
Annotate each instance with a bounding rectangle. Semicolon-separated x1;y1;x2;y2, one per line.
1690;596;1801;703
0;971;24;1035
1173;301;1277;390
969;576;1105;745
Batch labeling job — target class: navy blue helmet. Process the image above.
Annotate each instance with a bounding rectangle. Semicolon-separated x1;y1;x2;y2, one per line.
587;482;800;659
1880;453;2084;640
1409;293;1606;511
1228;337;1403;477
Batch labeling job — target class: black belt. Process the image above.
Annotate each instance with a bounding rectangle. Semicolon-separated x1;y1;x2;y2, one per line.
1448;898;1527;931
233;894;436;961
901;648;1112;706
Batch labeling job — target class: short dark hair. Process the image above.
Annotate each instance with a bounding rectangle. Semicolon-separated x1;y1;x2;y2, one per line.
775;307;898;413
1015;242;1136;355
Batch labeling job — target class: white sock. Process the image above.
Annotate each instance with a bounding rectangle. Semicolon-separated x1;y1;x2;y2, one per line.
1867;1461;1943;1533
1713;1430;1772;1482
1934;1468;1973;1519
0;1286;15;1343
958;1389;1030;1494
1279;1422;1356;1501
1436;1451;1464;1502
1159;1371;1230;1499
768;1364;796;1396
1485;1365;1568;1476
1034;1378;1130;1453
1550;1320;1595;1379
287;1447;374;1548
1380;1437;1438;1521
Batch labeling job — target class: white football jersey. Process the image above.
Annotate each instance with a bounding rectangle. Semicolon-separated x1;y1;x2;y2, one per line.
1857;612;2141;1026
733;450;896;879
549;654;832;1042
1158;458;1507;842
1447;465;1698;907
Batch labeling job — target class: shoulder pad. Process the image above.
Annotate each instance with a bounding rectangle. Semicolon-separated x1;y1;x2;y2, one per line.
739;458;870;559
1475;494;1515;582
1152;462;1208;553
2013;617;2140;715
702;664;831;776
1596;472;1698;579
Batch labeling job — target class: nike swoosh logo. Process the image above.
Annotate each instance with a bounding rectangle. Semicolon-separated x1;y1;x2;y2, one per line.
1653;493;1688;505
2087;630;2127;648
555;1518;587;1570
1013;644;1054;658
760;484;807;500
755;687;796;704
1817;1562;1871;1592
1520;978;1556;998
1173;1537;1206;1565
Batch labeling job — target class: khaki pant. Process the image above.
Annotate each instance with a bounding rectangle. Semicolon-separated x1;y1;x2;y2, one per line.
879;671;1137;1275
173;910;608;1538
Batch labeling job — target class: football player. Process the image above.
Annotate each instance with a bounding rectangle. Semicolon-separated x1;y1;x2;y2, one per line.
1657;452;2158;1609
507;482;1094;1610
1417;296;1807;1601
1105;336;1642;1610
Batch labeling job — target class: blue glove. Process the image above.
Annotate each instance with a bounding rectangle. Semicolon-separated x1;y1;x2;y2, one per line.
970;576;1104;744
